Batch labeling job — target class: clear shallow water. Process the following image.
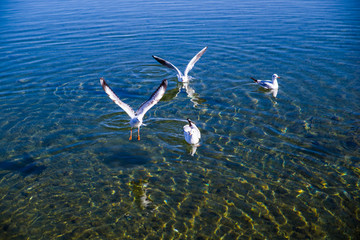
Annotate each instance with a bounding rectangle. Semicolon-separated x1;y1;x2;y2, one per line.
1;0;360;239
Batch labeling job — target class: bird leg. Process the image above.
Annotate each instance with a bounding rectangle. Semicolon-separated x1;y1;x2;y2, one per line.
137;127;140;141
129;128;133;141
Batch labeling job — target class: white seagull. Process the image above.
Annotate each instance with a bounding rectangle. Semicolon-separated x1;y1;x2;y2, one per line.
183;118;201;156
251;74;280;90
183;118;201;145
152;46;208;82
100;78;167;140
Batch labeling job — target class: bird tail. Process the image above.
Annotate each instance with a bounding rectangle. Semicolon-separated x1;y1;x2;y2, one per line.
251;77;258;83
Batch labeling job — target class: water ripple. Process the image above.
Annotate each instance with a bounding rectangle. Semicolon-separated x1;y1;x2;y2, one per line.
1;0;360;239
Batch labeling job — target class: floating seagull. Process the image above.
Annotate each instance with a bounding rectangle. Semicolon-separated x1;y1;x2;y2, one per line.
183;118;201;156
251;74;280;90
183;118;201;145
100;78;167;140
152;46;208;82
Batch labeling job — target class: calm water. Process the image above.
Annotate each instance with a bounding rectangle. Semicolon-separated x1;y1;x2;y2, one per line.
1;0;360;239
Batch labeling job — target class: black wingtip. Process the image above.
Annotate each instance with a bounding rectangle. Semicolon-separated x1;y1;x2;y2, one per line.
154;79;167;94
152;55;161;61
251;77;258;83
100;77;105;85
153;56;167;65
161;79;168;87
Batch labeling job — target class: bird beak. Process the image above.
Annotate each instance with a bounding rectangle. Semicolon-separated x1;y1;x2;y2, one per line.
277;76;280;78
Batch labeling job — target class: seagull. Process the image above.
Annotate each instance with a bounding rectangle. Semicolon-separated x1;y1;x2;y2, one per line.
100;78;167;140
251;74;280;90
152;46;208;82
183;118;201;145
183;118;201;156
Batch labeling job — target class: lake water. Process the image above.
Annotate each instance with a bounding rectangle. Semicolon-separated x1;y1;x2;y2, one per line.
1;0;359;239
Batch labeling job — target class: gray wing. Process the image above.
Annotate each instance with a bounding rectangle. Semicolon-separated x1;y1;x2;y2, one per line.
136;79;168;118
100;78;136;119
258;80;272;89
184;46;208;77
152;55;183;78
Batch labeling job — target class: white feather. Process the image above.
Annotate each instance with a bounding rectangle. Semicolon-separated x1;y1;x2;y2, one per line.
153;46;208;82
100;78;168;140
100;78;135;119
184;46;208;78
183;119;201;145
252;74;279;90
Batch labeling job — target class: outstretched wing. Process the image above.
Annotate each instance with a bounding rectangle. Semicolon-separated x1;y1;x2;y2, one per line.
184;46;208;77
136;79;168;118
152;55;183;78
100;78;135;119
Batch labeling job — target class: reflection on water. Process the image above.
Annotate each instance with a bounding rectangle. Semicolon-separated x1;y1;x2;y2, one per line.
254;85;279;98
0;0;360;239
181;81;207;107
270;88;278;98
130;179;152;211
189;144;199;156
160;80;206;108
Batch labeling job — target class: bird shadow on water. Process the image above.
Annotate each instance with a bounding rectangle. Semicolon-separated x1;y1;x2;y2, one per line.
0;153;46;177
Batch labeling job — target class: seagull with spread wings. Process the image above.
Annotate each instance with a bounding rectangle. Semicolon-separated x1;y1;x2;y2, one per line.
100;78;167;140
152;46;208;82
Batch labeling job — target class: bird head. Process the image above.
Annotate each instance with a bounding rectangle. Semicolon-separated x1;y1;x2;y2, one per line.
272;74;280;80
187;118;192;127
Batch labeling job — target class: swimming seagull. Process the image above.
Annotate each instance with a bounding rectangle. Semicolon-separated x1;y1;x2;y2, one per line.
183;118;201;144
251;74;280;90
152;46;208;82
183;118;201;156
100;78;168;140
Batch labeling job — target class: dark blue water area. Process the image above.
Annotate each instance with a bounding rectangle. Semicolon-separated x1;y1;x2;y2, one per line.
0;0;360;239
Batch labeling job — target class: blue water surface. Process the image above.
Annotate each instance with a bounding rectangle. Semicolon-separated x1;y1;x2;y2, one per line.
0;0;359;239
